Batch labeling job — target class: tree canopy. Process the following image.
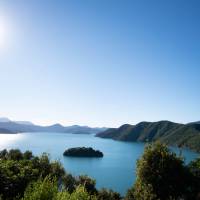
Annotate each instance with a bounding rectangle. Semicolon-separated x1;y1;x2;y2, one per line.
127;142;200;200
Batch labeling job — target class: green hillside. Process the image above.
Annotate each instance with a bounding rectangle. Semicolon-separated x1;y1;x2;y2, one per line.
96;121;200;152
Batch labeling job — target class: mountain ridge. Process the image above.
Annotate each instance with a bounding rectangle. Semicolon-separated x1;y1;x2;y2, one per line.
96;120;200;152
0;118;107;134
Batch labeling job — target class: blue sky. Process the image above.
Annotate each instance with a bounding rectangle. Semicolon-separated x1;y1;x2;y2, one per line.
0;0;199;127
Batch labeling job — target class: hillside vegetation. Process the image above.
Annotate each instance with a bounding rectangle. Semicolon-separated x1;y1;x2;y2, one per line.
0;149;120;200
96;121;200;152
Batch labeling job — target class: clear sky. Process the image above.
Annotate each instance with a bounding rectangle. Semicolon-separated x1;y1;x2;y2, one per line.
0;0;199;127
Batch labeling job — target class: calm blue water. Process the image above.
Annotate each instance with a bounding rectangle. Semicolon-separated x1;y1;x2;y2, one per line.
0;132;199;195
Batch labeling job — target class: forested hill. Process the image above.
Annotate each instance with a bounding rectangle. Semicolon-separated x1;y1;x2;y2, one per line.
96;121;200;152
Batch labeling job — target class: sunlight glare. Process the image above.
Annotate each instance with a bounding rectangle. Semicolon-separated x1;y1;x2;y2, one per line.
0;134;25;149
0;20;6;47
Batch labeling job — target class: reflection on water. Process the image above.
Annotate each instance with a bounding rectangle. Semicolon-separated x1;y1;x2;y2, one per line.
0;132;199;195
0;133;26;149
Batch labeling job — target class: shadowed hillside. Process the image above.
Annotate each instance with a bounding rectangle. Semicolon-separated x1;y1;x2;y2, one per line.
96;121;200;152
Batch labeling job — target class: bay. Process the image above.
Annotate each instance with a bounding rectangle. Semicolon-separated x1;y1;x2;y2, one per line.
0;132;198;195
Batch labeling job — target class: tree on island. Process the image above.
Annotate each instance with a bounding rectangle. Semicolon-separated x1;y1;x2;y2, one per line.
63;147;103;157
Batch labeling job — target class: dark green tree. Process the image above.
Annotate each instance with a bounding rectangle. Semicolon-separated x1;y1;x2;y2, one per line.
0;150;65;200
0;149;8;159
23;150;33;160
63;173;77;193
7;149;23;160
22;176;58;200
132;142;191;200
97;188;121;200
21;176;97;200
188;158;200;199
77;175;97;194
124;188;135;200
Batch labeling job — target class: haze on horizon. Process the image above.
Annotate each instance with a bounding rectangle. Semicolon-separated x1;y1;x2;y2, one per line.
0;0;199;127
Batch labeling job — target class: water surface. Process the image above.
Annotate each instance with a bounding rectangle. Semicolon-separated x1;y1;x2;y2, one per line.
0;132;198;195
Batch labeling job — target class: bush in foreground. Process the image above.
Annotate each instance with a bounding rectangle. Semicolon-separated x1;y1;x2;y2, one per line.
0;149;121;200
22;176;97;200
127;142;200;200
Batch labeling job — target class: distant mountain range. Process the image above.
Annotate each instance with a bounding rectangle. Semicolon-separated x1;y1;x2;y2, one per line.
0;118;107;134
2;117;200;152
0;117;34;125
96;120;200;152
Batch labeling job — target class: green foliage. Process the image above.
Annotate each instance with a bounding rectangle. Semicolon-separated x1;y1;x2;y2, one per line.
0;149;65;200
23;151;33;160
188;157;200;178
0;149;8;158
0;149;120;200
63;174;97;194
187;158;200;199
1;147;200;200
133;142;192;200
97;188;121;200
22;176;58;200
77;175;97;194
69;186;97;200
62;173;76;193
49;160;65;179
0;149;23;160
22;177;97;200
63;175;122;199
54;191;71;200
124;188;135;200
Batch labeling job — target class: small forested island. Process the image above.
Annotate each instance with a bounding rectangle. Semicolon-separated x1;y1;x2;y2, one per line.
63;147;103;157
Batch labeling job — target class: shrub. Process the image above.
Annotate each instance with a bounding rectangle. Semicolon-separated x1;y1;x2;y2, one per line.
97;188;121;200
22;176;58;200
77;175;97;194
133;142;191;200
